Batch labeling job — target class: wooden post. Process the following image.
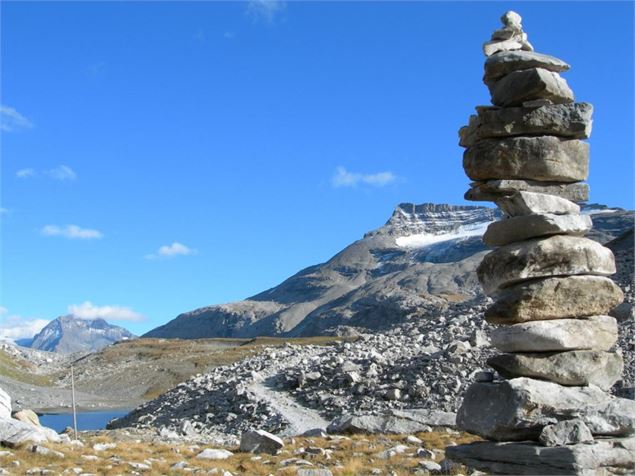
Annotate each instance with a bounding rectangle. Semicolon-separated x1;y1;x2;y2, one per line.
71;364;78;440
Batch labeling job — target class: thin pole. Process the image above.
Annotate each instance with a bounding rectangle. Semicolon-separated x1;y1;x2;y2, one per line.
71;364;78;441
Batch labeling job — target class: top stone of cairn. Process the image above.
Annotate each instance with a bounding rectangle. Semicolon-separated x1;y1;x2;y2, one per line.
483;11;533;57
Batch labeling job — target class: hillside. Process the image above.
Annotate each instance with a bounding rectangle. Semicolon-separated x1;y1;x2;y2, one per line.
145;202;634;339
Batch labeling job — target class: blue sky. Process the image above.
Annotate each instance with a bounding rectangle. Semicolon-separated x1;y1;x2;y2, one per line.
1;1;633;338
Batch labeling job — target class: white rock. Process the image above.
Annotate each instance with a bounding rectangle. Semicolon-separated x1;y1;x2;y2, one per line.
196;448;234;460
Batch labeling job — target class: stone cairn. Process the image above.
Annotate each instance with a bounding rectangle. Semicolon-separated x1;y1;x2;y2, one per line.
446;11;635;475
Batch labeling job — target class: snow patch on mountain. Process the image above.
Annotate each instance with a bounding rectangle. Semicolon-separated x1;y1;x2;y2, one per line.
395;221;493;248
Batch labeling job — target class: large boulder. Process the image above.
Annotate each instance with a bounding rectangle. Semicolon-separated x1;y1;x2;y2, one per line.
446;436;635;476
0;417;60;447
477;235;616;295
456;378;635;441
483;213;591;246
465;179;589;203
463;136;589;182
0;389;10;420
485;275;624;324
487;350;624;391
239;429;284;455
495;191;580;217
490;315;618;353
327;409;456;434
483;50;570;86
489;68;574;107
459;102;592;147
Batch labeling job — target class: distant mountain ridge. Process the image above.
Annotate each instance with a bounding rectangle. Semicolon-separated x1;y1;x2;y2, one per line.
30;315;136;354
144;202;634;340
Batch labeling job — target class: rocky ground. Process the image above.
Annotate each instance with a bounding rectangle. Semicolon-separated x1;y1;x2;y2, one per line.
110;227;634;446
0;427;479;476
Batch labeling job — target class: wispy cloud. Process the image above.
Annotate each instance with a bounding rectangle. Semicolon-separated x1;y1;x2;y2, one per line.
16;165;77;181
41;224;103;240
246;0;286;24
16;168;35;178
0;312;50;341
68;301;145;322
331;166;397;188
145;242;197;260
1;105;33;132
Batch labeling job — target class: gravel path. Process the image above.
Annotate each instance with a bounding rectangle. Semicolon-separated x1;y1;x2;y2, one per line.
248;378;329;436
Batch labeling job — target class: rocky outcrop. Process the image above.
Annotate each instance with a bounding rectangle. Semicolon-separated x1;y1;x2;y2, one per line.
449;11;634;475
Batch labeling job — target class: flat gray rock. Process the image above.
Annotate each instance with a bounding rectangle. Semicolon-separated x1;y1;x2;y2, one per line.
489;68;574;107
484;50;570;86
487;350;624;390
485;275;624;324
483;36;533;57
465;179;589;203
456;377;635;441
327;409;456;435
496;191;580;217
477;235;616;294
539;419;594;447
483;213;592;246
446;436;635;475
490;315;618;353
464;137;589;182
459;102;592;147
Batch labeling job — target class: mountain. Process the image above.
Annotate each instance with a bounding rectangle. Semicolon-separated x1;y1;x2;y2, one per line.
144;202;634;339
30;315;136;354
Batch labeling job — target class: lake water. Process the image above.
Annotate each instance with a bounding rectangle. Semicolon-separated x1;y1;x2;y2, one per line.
39;410;131;432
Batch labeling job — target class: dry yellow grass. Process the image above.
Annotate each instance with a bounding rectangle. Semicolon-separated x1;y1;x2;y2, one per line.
1;429;478;475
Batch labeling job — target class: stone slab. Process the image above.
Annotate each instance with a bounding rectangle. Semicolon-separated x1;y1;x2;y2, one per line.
495;191;580;217
463;136;589;182
484;50;570;85
490;68;574;107
456;377;635;441
483;213;592;246
477;235;615;295
446;436;635;476
488;350;624;391
465;180;589;203
459;102;592;148
485;275;624;324
490;315;618;353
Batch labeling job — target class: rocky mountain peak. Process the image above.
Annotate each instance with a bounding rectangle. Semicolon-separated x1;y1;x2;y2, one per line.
30;315;136;354
372;203;499;238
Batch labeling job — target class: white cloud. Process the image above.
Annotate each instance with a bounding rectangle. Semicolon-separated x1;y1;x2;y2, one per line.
47;165;77;181
145;242;197;260
1;105;33;132
16;168;35;178
16;165;77;181
68;301;145;322
247;0;286;23
331;166;397;188
41;224;103;240
0;315;50;341
0;307;7;316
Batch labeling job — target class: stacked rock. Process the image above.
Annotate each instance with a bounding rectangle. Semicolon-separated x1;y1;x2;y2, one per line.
447;12;635;475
